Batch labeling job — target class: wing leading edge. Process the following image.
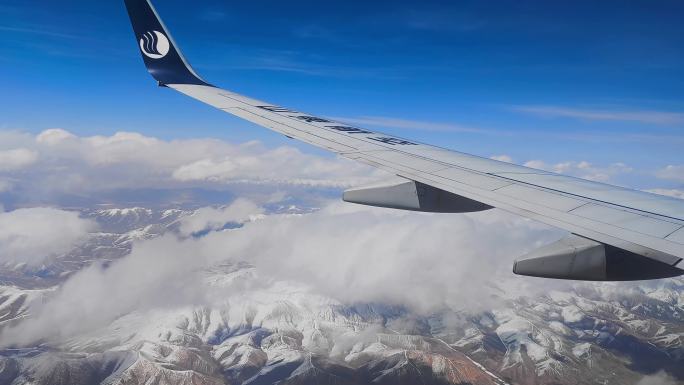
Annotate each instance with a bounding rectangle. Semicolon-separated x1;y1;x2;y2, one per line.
123;0;684;280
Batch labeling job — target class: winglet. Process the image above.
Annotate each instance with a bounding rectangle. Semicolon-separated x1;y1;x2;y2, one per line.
123;0;210;86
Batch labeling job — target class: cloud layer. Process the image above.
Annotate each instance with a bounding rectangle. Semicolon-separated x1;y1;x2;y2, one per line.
637;371;679;385
0;200;562;347
0;207;96;266
0;129;383;206
657;165;684;183
1;129;681;209
178;198;263;236
0;128;680;350
0;148;38;171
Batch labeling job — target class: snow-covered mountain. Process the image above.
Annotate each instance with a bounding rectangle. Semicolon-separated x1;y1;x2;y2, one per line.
0;207;682;385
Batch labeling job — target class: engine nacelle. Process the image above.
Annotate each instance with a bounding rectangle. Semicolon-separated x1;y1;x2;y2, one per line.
513;234;684;281
343;177;492;213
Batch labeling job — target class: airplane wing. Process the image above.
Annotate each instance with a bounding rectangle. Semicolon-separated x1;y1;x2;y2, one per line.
123;0;684;281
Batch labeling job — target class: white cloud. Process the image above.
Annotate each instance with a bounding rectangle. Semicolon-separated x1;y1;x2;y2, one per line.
0;129;675;206
172;158;236;181
178;198;264;236
0;201;562;347
0;129;382;201
0;131;35;148
491;154;513;163
0;207;96;266
656;165;684;183
513;105;684;125
523;160;632;182
170;145;371;187
36;128;77;145
1;234;211;346
637;371;678;385
523;159;546;170
0;148;38;171
645;189;684;199
200;203;559;313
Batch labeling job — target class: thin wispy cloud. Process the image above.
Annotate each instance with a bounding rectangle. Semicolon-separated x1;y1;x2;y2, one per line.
399;8;486;33
196;48;391;79
0;25;81;40
197;9;227;22
512;105;684;125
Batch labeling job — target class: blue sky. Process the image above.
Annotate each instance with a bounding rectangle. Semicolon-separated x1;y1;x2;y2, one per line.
1;0;683;189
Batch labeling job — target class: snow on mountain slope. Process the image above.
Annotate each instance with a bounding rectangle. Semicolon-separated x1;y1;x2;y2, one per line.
0;286;51;329
0;260;508;385
0;206;682;385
